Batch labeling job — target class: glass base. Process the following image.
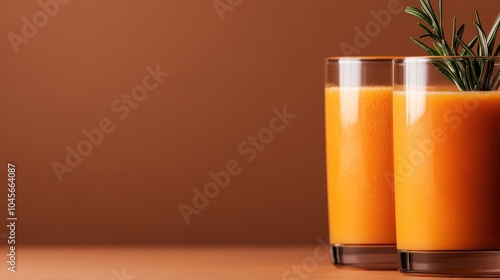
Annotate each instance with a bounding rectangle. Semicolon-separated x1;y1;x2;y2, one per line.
331;244;398;270
399;250;500;276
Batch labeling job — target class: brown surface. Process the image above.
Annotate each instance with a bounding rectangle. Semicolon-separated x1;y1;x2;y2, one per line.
0;0;498;246
0;246;490;280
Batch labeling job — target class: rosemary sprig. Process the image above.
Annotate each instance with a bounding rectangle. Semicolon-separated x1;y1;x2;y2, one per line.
406;0;500;91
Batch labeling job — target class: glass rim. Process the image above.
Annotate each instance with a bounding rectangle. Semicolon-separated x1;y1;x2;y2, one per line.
325;56;396;63
394;56;500;63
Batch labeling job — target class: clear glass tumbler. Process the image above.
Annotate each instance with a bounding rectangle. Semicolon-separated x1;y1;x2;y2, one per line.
325;57;397;270
393;57;500;276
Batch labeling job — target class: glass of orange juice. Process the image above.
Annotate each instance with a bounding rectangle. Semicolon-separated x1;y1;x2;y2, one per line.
393;57;500;276
325;57;397;269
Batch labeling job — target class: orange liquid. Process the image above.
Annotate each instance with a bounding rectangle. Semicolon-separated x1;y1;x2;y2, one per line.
325;86;396;244
394;91;500;250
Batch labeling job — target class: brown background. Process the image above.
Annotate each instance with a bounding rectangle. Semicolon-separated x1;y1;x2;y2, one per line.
0;0;497;246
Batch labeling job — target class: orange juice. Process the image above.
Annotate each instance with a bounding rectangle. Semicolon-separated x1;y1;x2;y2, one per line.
394;91;500;250
325;86;395;245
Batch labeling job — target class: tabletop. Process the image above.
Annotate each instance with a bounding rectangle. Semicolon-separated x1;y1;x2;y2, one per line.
0;246;493;279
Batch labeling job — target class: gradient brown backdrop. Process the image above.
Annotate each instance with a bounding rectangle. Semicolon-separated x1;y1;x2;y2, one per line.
0;0;497;245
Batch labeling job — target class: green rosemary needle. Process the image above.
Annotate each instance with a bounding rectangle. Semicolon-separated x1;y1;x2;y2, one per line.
406;0;500;91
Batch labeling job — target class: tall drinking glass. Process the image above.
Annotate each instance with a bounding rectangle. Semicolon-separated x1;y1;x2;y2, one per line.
325;57;397;269
393;57;500;276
